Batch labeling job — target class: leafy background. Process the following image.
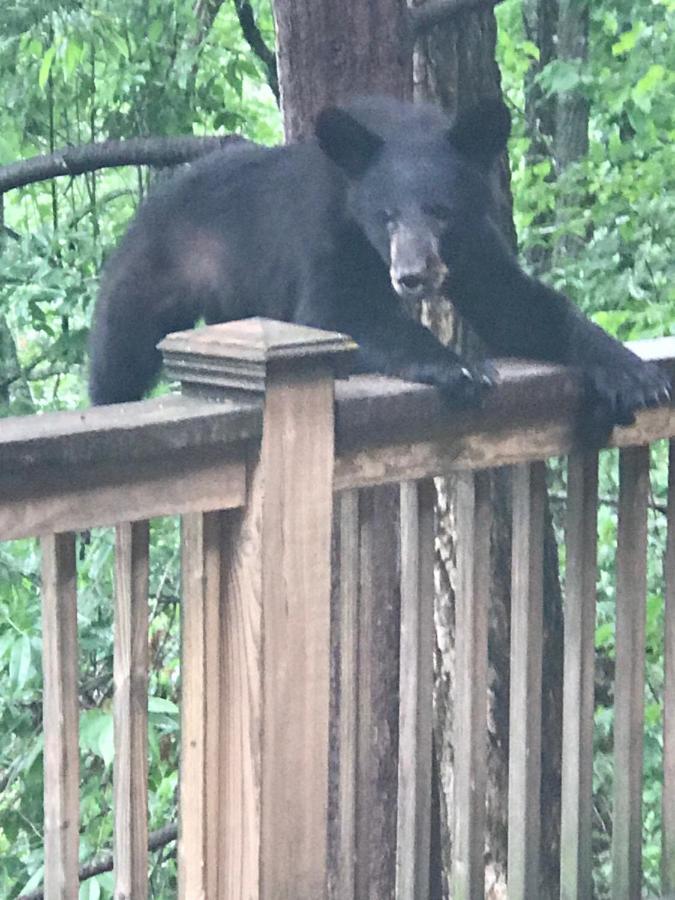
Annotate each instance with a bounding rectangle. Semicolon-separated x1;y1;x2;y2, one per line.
0;0;673;895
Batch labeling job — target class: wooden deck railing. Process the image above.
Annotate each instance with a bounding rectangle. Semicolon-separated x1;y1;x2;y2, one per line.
2;318;674;899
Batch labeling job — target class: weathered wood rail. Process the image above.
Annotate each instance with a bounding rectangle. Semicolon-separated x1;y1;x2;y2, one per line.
2;319;674;899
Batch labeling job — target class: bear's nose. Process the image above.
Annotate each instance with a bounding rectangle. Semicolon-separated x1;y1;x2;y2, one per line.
398;273;426;292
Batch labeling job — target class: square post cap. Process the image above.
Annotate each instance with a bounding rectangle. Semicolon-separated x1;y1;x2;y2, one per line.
159;318;357;395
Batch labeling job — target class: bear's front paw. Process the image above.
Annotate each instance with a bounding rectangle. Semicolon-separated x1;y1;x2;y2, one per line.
436;361;496;409
583;362;671;440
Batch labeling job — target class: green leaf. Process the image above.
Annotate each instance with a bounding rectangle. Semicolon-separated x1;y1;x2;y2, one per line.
634;64;666;97
148;20;163;43
64;40;84;79
149;696;179;715
38;46;56;90
536;59;582;96
611;24;644;57
97;714;115;768
9;634;33;689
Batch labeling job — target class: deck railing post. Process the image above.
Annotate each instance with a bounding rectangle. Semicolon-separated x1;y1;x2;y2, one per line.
161;319;354;900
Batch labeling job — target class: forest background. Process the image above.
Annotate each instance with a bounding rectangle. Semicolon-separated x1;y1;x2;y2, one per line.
0;0;672;896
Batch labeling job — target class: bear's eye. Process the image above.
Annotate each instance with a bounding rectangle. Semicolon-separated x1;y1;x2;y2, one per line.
426;204;452;222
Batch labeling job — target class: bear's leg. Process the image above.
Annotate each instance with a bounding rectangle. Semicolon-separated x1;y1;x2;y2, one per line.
89;282;197;405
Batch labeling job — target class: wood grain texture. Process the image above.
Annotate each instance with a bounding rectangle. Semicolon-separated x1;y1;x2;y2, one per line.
41;532;79;899
611;446;650;900
354;485;401;900
334;400;675;491
179;511;223;899
664;440;675;894
0;393;260;471
219;366;336;900
334;490;360;899
0;448;245;542
453;471;492;900
272;0;411;142
560;451;598;900
114;521;150;900
508;463;546;899
396;480;435;900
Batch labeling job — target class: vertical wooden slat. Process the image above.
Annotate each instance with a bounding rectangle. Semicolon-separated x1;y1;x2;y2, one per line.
508;462;546;899
453;470;492;900
336;489;360;899
611;445;650;900
218;501;261;900
355;484;401;900
396;479;435;900
114;520;149;900
560;451;598;900
179;511;223;898
664;440;675;894
41;532;79;899
219;366;336;900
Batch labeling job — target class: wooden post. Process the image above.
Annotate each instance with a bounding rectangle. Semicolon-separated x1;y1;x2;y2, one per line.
41;532;79;900
162;319;354;900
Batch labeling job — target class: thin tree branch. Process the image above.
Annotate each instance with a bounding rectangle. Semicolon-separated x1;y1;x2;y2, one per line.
409;0;506;36
233;0;279;102
0;134;247;195
17;824;178;899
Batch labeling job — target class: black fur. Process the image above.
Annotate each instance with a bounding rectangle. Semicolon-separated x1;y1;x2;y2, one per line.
89;96;670;436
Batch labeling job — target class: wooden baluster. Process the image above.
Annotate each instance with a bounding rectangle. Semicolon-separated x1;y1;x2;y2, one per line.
334;489;359;899
560;451;598;900
453;471;492;900
611;446;650;899
114;520;150;899
664;440;675;894
41;532;79;899
396;479;435;900
508;462;546;899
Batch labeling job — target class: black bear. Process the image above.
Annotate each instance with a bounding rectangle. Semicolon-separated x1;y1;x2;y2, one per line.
89;96;670;432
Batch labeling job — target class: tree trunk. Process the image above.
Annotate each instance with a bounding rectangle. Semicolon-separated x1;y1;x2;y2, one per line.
522;0;558;275
413;5;564;898
273;0;411;142
554;0;589;172
553;0;590;264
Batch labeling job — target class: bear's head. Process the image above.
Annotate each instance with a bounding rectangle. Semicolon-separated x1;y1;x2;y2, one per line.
315;98;510;301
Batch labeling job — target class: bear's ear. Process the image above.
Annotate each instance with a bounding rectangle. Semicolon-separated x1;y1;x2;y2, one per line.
447;99;511;169
315;107;384;178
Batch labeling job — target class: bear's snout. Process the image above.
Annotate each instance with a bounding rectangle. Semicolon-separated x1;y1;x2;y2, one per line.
389;223;448;299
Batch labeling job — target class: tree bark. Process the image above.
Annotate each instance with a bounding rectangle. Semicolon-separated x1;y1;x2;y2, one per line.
413;3;564;897
0;135;245;195
554;0;589;173
272;0;412;142
522;0;558;274
553;0;590;265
